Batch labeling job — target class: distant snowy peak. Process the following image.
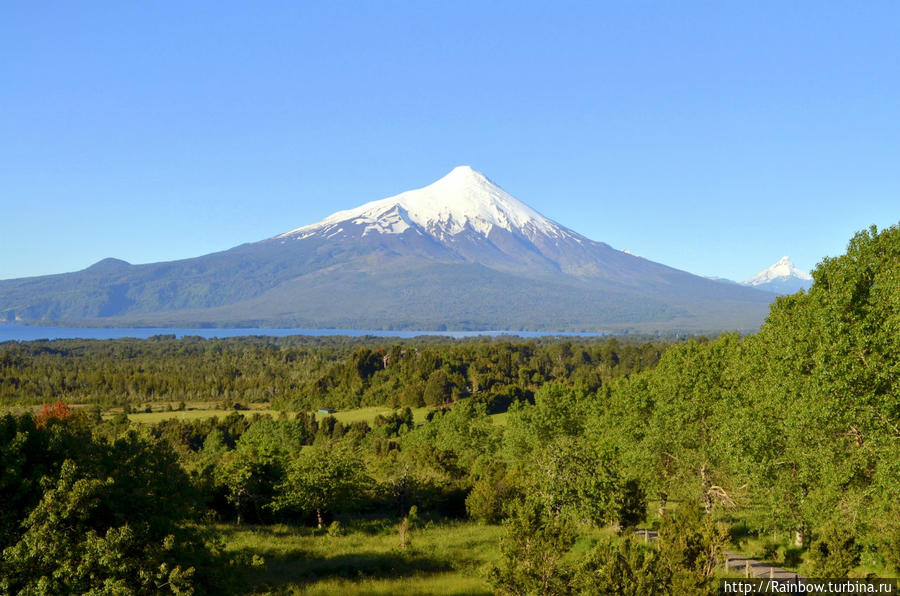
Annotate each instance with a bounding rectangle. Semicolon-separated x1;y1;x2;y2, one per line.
278;166;576;242
743;256;812;294
744;256;812;286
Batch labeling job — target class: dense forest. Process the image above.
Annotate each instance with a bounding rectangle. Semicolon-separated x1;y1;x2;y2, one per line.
0;334;667;411
1;224;899;594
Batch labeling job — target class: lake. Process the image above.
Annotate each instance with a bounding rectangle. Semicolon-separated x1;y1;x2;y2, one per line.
0;326;606;342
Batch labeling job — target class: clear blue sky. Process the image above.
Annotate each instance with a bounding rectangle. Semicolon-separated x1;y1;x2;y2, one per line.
2;1;899;282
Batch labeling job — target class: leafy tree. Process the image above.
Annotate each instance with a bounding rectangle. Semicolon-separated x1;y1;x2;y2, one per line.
502;383;592;465
212;416;312;523
405;400;499;480
423;369;452;406
0;414;54;552
270;444;368;528
529;436;621;526
1;419;216;594
236;417;305;460
351;346;382;381
808;524;862;578
750;224;900;547
215;449;275;524
617;479;647;531
657;502;728;589
373;408;414;438
1;460;199;595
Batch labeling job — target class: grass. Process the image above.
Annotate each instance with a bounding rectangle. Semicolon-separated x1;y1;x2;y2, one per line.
489;411;509;426
12;399;505;430
120;401;277;424
119;403;434;426
219;519;502;595
127;409;283;423
329;406;431;426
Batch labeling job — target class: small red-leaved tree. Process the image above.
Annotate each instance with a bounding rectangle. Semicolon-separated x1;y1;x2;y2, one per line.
34;402;77;428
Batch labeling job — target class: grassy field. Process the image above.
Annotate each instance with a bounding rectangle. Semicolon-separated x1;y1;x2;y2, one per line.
488;411;509;426
3;400;509;430
120;403;511;428
119;403;433;425
220;520;503;595
126;408;282;423
329;406;430;426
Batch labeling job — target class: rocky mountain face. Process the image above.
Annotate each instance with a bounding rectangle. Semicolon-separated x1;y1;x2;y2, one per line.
0;167;774;332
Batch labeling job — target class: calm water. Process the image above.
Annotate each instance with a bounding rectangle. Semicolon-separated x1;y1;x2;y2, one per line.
0;326;606;342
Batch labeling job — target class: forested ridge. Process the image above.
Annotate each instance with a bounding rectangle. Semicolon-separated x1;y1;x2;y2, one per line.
1;224;899;594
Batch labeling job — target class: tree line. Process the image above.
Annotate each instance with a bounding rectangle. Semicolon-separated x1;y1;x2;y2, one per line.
0;334;669;410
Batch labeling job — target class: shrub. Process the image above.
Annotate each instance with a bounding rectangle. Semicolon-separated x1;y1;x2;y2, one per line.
327;520;344;537
466;474;513;524
617;479;647;531
760;539;779;561
783;547;803;568
808;525;861;577
487;498;575;596
573;536;666;595
659;502;728;577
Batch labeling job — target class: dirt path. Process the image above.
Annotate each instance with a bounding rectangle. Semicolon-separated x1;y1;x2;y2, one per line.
722;551;804;581
634;529;805;581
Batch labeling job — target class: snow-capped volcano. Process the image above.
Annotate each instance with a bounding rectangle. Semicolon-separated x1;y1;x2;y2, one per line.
276;165;608;278
744;256;812;294
0;166;775;332
280;165;574;242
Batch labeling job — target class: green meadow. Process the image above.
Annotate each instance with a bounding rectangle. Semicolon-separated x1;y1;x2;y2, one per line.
222;520;502;595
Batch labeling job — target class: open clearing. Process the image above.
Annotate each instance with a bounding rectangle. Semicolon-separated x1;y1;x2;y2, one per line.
221;520;502;595
119;403;510;426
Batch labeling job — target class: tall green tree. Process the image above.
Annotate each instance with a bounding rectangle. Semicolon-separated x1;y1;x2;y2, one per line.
270;444;368;528
529;436;621;526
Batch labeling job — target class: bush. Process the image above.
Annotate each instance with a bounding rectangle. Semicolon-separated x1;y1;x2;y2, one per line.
760;539;779;561
487;498;575;596
783;547;803;568
808;525;861;577
573;536;666;595
466;474;513;524
658;501;728;592
617;479;647;531
327;520;344;537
